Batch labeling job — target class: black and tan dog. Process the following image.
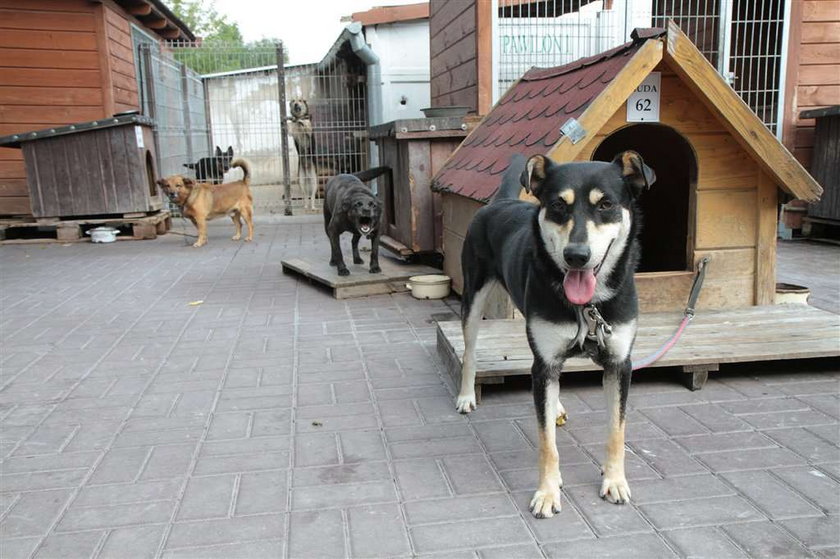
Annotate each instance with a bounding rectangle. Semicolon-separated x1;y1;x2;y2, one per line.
183;145;234;184
323;167;389;276
457;152;655;518
288;99;318;209
157;159;253;248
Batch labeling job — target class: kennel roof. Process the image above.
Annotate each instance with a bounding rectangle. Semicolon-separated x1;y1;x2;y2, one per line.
432;23;821;203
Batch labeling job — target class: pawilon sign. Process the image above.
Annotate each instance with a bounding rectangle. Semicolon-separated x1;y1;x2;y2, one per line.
627;72;661;122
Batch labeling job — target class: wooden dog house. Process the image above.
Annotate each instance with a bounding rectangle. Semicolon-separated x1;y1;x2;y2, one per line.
432;23;838;392
0;115;162;218
435;23;822;313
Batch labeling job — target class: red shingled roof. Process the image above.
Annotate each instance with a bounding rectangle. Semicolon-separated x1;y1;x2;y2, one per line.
433;28;666;202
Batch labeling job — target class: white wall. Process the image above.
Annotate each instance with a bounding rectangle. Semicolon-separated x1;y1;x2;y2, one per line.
204;69;295;186
364;20;431;123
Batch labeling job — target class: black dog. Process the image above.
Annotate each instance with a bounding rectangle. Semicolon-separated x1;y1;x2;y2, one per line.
457;152;655;518
183;146;233;184
323;167;389;276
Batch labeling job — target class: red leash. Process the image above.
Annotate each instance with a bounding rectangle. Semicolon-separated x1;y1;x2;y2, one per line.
632;257;709;371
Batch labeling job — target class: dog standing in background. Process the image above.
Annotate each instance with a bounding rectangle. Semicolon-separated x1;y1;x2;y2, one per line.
183;145;234;185
288;99;318;209
322;167;389;276
157;159;254;248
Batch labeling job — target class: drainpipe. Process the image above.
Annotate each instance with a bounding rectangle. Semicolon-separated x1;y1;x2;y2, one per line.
347;22;382;191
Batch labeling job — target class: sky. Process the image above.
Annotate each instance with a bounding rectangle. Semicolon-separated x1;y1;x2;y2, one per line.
211;0;423;65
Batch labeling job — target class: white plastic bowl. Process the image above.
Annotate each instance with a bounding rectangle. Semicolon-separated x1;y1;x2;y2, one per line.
775;282;810;305
406;274;451;299
86;226;120;243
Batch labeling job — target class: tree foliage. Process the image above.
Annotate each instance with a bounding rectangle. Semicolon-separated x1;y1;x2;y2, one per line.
166;0;287;75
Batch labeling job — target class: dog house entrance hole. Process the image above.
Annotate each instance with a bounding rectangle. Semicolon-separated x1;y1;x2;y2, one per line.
146;151;157;198
592;124;696;273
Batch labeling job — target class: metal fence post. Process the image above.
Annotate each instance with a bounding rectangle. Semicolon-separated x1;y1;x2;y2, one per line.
140;44;162;176
276;42;293;216
179;61;194;165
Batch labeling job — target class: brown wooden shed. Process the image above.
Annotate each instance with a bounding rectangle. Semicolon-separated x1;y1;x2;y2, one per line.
434;23;822;316
0;0;192;217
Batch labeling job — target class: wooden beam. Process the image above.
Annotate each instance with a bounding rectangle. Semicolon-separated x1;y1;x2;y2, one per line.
663;20;822;202
546;38;664;163
350;2;428;26
754;171;777;305
140;10;169;30
475;0;493;115
158;27;181;39
781;0;803;154
127;2;152;16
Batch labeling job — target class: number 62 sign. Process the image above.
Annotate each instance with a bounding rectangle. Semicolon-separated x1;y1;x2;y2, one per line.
627;72;661;122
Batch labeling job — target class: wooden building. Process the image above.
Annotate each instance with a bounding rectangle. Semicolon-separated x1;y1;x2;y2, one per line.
781;0;840;169
434;24;822;315
0;0;193;217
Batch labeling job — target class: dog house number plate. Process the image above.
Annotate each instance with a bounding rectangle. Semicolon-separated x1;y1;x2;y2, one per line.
627;72;661;123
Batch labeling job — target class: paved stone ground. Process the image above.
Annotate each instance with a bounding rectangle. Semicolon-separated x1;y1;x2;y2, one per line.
1;217;838;558
777;240;840;314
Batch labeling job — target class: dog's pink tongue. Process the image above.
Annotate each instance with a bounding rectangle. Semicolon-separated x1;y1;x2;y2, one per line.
563;269;596;305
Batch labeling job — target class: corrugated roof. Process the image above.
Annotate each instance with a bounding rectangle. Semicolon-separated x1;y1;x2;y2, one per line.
433;29;665;202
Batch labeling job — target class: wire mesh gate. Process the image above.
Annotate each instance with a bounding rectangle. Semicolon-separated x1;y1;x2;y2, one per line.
494;0;788;135
137;40;371;213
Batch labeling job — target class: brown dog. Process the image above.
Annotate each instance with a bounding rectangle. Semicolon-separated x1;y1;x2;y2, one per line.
157;158;253;248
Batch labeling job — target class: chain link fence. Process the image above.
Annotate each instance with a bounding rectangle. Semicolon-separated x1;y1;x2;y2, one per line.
137;40;371;213
495;0;787;134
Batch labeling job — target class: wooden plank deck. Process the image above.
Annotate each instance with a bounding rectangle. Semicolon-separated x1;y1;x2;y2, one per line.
281;253;441;299
437;304;840;395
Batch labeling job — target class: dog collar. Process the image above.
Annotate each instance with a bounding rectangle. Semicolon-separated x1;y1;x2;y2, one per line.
571;303;612;352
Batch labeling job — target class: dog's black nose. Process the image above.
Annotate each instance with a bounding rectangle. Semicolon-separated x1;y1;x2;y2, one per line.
564;245;590;268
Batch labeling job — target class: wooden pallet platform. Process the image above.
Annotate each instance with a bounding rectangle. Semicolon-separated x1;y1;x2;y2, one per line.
437;304;840;397
0;212;171;244
281;253;442;299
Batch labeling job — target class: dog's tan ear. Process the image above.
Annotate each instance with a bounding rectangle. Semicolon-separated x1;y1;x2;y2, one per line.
183;177;196;188
614;151;656;197
521;154;549;196
156;178;167;187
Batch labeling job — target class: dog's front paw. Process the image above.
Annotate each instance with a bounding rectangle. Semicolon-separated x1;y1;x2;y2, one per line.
354;256;364;265
556;399;568;426
338;268;350;276
192;241;206;248
455;392;476;414
599;474;631;504
369;265;381;274
530;488;562;518
231;234;241;241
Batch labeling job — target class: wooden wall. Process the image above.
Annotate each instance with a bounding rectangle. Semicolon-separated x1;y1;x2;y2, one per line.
0;0;143;216
104;4;140;114
429;0;492;115
782;0;840;169
430;0;478;112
